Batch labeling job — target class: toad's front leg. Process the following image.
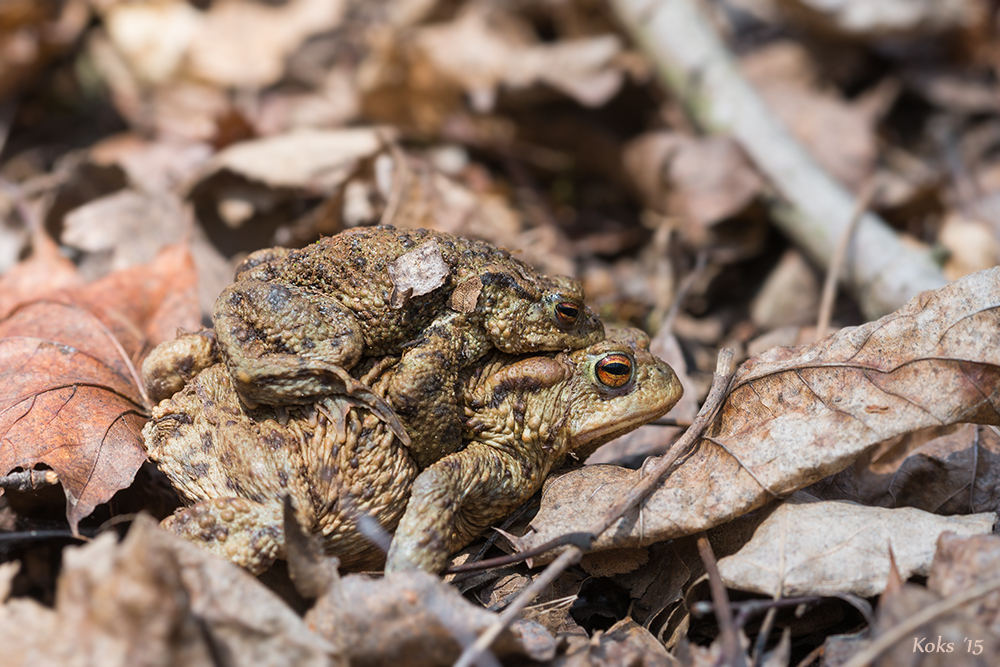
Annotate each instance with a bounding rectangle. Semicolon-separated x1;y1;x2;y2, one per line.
384;443;536;573
388;313;492;468
214;279;407;442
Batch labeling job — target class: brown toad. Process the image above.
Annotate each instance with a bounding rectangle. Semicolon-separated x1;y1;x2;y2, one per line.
213;225;604;466
142;333;682;574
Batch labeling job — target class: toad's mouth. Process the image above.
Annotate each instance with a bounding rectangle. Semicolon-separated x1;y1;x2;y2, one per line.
569;403;676;454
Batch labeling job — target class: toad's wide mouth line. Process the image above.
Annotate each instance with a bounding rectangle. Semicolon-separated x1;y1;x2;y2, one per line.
571;403;677;448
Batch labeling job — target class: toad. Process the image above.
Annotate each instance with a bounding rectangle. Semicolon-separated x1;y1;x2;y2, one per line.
142;332;682;574
213;226;604;466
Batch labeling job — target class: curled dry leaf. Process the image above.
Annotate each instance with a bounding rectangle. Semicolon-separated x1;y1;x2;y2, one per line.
413;3;623;112
185;0;346;88
306;571;555;666
559;618;674;666
872;583;1000;667
194;128;384;191
715;492;995;597
62;190;190;271
522;267;1000;557
0;514;341;667
384;152;576;277
622;131;763;231
927;533;1000;634
0;244;199;531
853;423;1000;514
101;0;345;88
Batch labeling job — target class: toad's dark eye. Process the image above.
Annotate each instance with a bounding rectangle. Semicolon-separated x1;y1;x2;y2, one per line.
596;353;633;389
554;301;580;327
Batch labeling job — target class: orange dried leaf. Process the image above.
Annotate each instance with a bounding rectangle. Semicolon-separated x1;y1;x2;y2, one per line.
0;244;199;531
0;227;82;320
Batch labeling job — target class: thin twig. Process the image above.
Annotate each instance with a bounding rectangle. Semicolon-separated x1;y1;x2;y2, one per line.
650;417;692;428
793;644;825;667
841;575;1000;667
697;533;746;667
0;469;59;492
446;531;592;575
378;136;409;229
661;250;708;335
453;548;580;667
970;425;981;514
815;180;877;340
453;348;737;667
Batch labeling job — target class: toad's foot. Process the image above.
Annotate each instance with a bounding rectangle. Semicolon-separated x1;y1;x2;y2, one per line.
142;329;220;404
162;497;284;575
316;391;410;448
225;354;409;446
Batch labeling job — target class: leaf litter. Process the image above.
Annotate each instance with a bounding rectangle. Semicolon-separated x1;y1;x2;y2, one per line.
5;0;1000;664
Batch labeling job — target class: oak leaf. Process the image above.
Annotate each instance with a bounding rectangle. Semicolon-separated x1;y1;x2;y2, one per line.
0;244;199;531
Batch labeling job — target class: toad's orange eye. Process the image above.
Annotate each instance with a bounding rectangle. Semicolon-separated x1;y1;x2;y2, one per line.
596;353;632;389
554;301;580;327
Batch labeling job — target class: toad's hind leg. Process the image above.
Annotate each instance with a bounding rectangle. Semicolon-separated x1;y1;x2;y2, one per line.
214;279;408;443
162;497;285;574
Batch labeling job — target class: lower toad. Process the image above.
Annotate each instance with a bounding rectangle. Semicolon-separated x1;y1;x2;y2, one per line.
142;332;682;573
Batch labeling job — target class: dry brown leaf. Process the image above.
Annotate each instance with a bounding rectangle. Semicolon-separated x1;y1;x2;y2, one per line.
622;132;763;231
0;514;341;666
62;190;190;271
0;227;82;320
927;533;1000;634
413;4;623;112
384;153;576;277
558;618;677;666
749;248;821;330
186;0;346;88
940;213;1000;281
853;424;1000;514
101;0;345;89
741;42;885;190
89;134;213;194
871;583;1000;667
196;128;384;191
522;267;1000;556
387;238;450;308
306;571;555;666
0;244;199;530
716;492;995;597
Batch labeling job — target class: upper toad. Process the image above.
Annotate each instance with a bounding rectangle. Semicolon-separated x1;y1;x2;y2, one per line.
213;226;604;466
